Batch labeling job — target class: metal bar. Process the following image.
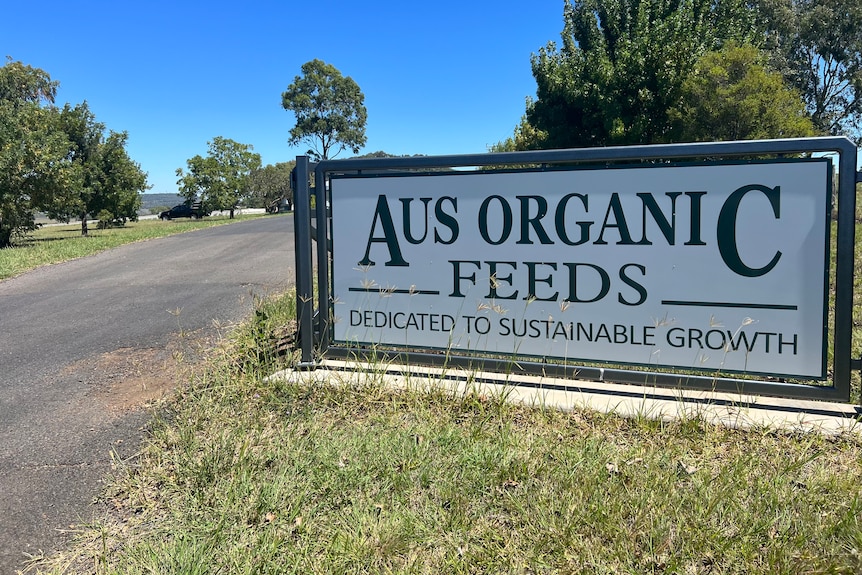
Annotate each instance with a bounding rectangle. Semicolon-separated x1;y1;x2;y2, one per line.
293;156;315;367
314;136;854;173
833;142;858;402
314;163;331;354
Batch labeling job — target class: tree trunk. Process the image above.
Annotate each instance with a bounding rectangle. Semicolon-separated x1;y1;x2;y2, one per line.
81;212;88;237
0;220;12;249
229;207;235;219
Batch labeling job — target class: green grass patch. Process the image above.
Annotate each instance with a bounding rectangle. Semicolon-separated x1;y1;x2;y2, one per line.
31;291;862;575
0;214;268;281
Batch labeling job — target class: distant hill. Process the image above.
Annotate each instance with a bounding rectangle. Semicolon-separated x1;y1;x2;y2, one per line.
351;151;426;159
141;193;183;211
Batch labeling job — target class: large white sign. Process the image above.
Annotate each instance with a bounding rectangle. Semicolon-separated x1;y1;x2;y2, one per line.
330;160;830;379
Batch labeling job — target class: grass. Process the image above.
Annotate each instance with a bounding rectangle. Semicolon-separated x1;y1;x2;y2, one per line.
12;205;862;573
28;291;862;575
0;214;267;281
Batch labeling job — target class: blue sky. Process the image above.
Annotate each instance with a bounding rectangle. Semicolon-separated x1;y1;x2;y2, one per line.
5;1;565;194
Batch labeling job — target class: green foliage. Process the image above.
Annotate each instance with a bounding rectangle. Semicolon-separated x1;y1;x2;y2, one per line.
0;59;146;244
176;137;262;218
247;161;294;210
511;0;862;150
95;132;146;225
44;103;146;234
352;150;399;159
282;59;368;160
0;60;72;246
758;0;862;142
488;112;548;153
671;42;816;141
526;0;761;148
0;56;57;105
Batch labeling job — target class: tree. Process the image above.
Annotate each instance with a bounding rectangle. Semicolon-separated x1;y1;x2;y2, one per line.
525;0;761;148
281;59;367;160
176;137;261;218
248;161;295;211
0;59;146;245
758;0;862;142
0;57;58;104
42;102;147;235
671;42;815;141
49;102;103;235
89;131;147;228
489;111;549;153
0;60;72;247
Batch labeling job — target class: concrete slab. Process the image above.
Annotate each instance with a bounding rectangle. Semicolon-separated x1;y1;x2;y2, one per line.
267;360;862;436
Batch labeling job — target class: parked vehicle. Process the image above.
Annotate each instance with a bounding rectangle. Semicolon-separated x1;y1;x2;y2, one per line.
159;201;207;220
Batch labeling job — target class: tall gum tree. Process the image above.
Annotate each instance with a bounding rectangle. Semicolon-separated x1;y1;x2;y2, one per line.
757;0;862;142
281;59;367;160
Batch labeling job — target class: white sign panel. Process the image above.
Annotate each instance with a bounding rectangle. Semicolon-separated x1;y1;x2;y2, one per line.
330;161;830;379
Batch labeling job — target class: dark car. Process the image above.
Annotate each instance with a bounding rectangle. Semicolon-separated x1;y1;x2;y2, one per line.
159;202;207;220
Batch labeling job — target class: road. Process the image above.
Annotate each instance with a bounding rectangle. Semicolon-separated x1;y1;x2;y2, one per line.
0;216;295;573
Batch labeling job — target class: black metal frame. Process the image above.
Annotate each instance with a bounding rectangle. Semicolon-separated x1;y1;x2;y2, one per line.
294;137;859;404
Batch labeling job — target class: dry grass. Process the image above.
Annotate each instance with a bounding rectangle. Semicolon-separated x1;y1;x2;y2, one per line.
27;291;862;575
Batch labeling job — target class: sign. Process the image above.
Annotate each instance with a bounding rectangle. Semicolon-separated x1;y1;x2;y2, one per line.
330;160;831;379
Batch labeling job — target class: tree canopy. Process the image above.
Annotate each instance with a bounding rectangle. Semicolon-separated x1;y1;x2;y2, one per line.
671;42;815;141
504;0;860;150
0;58;58;105
758;0;862;142
0;64;68;246
248;161;295;211
526;0;760;148
0;59;146;246
281;59;367;160
44;102;145;235
176;137;262;218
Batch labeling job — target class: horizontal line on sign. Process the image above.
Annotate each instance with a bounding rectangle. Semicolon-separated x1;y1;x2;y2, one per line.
348;287;441;295
661;300;798;311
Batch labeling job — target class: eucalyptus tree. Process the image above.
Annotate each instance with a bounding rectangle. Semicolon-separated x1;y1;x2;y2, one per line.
281;59;367;160
757;0;862;142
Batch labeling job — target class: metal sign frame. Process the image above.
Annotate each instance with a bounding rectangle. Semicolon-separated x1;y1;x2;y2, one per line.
294;137;859;404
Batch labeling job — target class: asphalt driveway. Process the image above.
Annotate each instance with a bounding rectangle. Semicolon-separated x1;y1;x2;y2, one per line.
0;215;295;573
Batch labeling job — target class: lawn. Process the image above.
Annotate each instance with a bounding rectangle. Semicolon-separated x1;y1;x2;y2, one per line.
0;214;266;281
